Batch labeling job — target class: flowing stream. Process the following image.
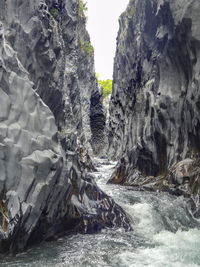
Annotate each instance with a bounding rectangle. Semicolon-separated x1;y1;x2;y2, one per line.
2;158;200;267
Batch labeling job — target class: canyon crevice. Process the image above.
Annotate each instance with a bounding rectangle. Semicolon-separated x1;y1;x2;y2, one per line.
0;0;130;254
1;0;200;256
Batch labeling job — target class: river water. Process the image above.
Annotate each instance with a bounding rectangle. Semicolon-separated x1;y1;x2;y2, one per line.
1;158;200;267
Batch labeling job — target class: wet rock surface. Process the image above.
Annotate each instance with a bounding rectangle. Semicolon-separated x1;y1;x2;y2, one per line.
108;0;200;201
0;0;130;254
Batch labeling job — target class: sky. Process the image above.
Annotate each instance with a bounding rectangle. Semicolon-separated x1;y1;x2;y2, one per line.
86;0;129;80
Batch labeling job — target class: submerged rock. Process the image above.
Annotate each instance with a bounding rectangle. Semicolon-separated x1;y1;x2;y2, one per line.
0;0;130;254
108;0;200;194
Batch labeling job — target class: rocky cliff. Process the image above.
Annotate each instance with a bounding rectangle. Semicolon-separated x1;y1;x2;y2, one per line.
108;0;200;205
0;0;106;155
0;0;130;254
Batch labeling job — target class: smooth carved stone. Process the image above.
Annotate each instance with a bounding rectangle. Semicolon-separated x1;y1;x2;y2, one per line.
109;0;200;180
0;0;130;254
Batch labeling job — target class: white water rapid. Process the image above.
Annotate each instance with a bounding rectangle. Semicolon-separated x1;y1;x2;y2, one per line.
2;158;200;267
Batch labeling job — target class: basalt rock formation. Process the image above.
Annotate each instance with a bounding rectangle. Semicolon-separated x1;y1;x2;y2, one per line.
108;0;200;205
0;0;129;254
0;0;106;155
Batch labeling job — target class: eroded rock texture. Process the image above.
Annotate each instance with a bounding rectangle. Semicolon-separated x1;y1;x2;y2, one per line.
109;0;200;185
0;0;128;253
0;0;106;155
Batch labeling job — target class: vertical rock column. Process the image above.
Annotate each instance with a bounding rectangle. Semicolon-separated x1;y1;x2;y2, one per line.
109;0;200;181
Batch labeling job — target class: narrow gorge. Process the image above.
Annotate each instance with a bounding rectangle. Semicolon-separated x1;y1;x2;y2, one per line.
1;0;200;266
0;0;130;254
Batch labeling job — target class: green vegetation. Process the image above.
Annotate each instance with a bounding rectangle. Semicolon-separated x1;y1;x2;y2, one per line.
96;74;112;98
80;40;94;55
119;45;125;53
50;8;58;17
132;41;137;47
0;194;9;233
127;7;134;18
78;0;88;18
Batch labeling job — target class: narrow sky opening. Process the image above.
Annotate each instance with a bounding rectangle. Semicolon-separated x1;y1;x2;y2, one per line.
86;0;129;80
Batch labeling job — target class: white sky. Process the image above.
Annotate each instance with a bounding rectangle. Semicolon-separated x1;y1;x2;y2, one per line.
86;0;129;80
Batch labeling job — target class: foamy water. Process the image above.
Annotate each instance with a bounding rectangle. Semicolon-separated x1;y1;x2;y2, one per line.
2;158;200;267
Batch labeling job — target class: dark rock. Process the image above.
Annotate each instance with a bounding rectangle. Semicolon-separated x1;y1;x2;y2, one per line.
109;0;200;180
70;170;131;234
0;0;130;254
90;88;107;156
165;158;200;216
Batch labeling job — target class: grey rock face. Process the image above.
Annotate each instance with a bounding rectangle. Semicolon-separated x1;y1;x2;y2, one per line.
90;87;107;155
109;0;200;179
0;0;130;253
0;0;106;155
165;158;200;217
0;21;69;252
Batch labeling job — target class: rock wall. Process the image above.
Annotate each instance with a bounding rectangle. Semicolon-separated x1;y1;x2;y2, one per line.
0;0;106;155
109;0;200;180
0;0;129;253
